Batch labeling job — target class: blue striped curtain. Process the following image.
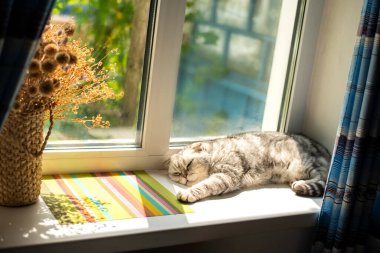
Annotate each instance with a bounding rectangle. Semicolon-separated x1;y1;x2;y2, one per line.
313;0;380;252
0;0;56;128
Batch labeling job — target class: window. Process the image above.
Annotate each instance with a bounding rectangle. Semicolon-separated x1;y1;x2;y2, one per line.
171;0;284;139
48;0;153;148
43;0;312;174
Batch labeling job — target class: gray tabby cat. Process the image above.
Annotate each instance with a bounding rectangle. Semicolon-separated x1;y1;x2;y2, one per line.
168;132;330;203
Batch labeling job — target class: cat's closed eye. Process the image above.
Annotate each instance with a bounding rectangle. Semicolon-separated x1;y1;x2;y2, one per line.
172;172;181;176
186;159;193;169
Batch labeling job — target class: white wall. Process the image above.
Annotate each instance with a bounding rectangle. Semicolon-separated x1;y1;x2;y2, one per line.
302;0;362;152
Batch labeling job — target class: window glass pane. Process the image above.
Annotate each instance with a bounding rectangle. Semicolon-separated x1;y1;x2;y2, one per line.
46;0;152;148
171;0;283;139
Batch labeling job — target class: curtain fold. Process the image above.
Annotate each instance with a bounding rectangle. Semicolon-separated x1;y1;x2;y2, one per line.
313;0;380;252
0;0;56;128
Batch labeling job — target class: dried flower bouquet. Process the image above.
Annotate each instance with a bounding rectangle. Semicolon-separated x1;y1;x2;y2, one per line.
0;22;116;206
14;22;115;130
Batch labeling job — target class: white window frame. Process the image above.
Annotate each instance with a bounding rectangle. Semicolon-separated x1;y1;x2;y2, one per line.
261;0;299;131
42;0;325;175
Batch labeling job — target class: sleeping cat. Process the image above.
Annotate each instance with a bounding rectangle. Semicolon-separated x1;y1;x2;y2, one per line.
168;132;330;203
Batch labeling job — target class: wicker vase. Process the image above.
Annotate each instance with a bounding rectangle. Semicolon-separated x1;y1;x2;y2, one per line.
0;111;45;206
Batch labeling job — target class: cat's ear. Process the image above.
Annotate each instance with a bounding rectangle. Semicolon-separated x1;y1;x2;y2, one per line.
162;157;171;169
191;142;210;153
191;142;203;152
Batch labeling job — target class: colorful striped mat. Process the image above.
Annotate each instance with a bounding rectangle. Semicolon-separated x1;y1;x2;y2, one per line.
41;171;192;224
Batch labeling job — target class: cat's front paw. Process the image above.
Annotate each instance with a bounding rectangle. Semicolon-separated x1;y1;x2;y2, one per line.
177;189;198;203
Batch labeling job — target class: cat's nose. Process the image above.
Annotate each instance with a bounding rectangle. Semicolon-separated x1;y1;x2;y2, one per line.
180;178;187;185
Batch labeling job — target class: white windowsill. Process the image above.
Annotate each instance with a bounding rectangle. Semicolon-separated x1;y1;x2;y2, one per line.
0;170;322;253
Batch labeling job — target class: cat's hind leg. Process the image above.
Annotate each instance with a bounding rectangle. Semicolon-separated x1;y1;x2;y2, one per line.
177;173;239;203
291;167;327;197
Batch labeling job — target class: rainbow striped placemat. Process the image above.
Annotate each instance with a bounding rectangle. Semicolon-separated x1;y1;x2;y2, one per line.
41;171;192;224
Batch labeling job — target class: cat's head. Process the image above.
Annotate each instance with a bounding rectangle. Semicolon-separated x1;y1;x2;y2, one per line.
167;142;211;186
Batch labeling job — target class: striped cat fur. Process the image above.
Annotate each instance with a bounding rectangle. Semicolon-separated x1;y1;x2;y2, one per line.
168;132;331;203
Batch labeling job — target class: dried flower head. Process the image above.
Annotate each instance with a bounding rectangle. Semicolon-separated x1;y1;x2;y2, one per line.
41;59;57;73
39;80;54;96
29;59;41;74
68;52;77;65
28;86;38;96
44;43;59;56
64;24;75;36
55;51;70;65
